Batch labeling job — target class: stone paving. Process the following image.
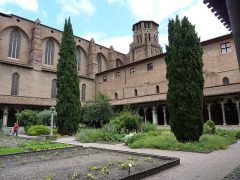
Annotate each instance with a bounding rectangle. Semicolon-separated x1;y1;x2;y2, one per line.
55;137;240;180
223;165;240;180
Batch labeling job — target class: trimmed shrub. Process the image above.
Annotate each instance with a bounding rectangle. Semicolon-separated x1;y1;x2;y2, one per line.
143;122;157;132
16;110;41;131
75;128;103;143
203;120;216;134
27;125;50;136
109;112;142;133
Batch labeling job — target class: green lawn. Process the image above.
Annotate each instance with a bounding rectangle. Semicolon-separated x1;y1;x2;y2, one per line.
0;133;72;155
128;129;237;153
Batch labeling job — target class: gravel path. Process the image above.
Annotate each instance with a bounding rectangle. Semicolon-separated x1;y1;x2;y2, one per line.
55;137;240;180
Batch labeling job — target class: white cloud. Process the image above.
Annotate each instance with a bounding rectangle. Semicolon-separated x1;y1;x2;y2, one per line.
56;0;96;24
179;1;230;41
107;0;230;49
98;36;132;53
82;31;107;41
42;10;47;18
108;0;194;23
82;31;132;53
0;0;38;12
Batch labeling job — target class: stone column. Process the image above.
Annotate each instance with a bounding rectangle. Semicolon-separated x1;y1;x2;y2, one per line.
207;104;212;120
2;107;8;127
143;107;147;123
163;106;167;126
135;108;139;116
152;105;158;125
236;101;240;125
221;102;227;125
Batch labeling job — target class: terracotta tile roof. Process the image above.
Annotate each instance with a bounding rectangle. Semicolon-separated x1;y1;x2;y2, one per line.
0;95;56;106
111;94;166;106
204;83;240;96
111;83;240;105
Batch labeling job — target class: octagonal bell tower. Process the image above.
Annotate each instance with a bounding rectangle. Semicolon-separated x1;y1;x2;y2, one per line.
129;21;162;62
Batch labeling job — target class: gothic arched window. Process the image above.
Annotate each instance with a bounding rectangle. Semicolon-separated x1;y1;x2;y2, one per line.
76;48;81;71
8;29;21;59
51;79;57;98
11;73;20;95
45;39;54;65
82;84;86;101
97;54;102;72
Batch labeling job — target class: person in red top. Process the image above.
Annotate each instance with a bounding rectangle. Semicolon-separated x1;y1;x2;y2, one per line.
12;122;19;136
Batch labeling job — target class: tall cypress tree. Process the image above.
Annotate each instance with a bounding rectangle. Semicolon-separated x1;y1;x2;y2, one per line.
56;18;81;135
165;16;204;142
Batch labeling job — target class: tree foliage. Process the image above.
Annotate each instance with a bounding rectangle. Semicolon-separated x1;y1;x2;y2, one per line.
16;110;41;131
165;16;204;142
37;110;57;126
81;92;113;128
56;18;81;135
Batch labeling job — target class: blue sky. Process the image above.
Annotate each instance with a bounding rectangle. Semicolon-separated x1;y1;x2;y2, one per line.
0;0;229;53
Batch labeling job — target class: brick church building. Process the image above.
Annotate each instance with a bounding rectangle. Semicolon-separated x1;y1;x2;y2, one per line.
0;12;240;128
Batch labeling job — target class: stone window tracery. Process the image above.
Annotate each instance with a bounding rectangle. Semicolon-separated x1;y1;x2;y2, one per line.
45;39;54;65
8;29;21;59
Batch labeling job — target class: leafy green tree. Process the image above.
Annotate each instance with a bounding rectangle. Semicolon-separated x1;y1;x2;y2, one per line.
56;18;81;135
165;16;204;142
81;92;113;128
37;109;57;126
16;109;41;131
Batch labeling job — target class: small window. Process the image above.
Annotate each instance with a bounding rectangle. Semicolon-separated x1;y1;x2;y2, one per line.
116;59;123;67
134;89;138;97
220;42;231;54
115;72;120;79
130;68;135;75
156;85;160;93
147;63;153;71
103;75;107;82
223;77;229;85
115;92;118;100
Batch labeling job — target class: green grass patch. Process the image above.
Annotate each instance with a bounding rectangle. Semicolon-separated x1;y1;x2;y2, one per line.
18;140;72;151
75;128;124;143
128;130;236;153
215;128;240;139
0;147;25;155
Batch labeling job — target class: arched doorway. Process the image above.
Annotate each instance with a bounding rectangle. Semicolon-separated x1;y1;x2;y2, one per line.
225;99;238;125
138;108;144;120
146;107;153;123
8;108;16;127
211;102;223;125
157;106;164;125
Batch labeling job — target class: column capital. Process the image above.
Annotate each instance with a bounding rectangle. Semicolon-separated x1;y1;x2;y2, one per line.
163;106;166;112
152;105;156;111
221;101;225;108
